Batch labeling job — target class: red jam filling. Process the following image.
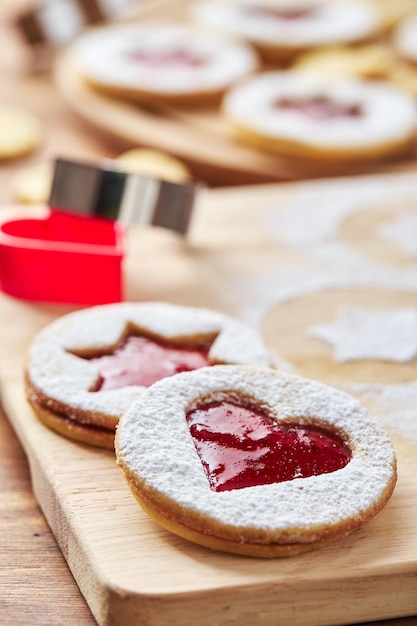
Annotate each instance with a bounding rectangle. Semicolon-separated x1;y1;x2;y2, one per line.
88;335;210;390
127;49;206;68
186;401;351;492
275;96;363;121
245;5;318;20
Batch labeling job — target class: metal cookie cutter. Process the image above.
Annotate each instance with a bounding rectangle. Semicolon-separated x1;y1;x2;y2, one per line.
48;157;201;235
16;0;132;49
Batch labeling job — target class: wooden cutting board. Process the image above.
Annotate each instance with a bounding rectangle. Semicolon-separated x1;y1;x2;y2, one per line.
2;173;417;626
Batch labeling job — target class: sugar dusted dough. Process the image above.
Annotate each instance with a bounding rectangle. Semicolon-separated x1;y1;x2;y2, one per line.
25;302;273;449
222;70;417;163
69;20;260;106
115;365;397;558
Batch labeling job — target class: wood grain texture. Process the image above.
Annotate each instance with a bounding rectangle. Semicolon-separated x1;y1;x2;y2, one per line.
0;405;95;626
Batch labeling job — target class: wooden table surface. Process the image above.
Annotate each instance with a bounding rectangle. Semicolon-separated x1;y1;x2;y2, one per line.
1;2;417;625
0;2;129;624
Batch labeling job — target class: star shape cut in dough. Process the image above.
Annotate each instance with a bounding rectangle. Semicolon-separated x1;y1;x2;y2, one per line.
309;306;417;362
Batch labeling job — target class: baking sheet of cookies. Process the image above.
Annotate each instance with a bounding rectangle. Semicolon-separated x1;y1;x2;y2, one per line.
53;0;417;186
2;171;417;626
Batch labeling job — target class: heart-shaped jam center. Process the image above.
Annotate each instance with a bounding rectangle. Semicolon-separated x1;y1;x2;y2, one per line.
186;401;351;491
87;336;210;390
275;96;363;121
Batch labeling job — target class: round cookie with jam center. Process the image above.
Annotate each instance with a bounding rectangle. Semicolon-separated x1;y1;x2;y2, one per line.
115;365;397;557
25;302;274;449
68;20;260;107
222;70;417;164
189;0;383;63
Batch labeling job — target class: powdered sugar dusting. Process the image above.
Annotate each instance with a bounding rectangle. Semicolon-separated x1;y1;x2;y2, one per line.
309;306;417;362
27;302;273;419
226;172;417;438
117;366;396;532
378;212;417;258
351;382;417;438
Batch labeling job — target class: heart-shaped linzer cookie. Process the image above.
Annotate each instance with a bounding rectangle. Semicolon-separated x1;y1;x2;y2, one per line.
115;365;397;557
187;401;351;491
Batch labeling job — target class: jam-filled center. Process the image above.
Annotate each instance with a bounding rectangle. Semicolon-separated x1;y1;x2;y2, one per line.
186;401;351;492
245;5;319;21
127;48;206;69
275;96;363;121
87;335;210;390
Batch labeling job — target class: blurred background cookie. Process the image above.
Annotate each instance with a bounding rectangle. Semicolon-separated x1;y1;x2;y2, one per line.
294;44;395;80
68;20;260;107
113;148;192;183
0;104;43;159
222;70;417;164
10;162;53;204
189;0;384;63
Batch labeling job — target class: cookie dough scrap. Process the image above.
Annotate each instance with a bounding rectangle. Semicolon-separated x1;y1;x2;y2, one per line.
0;105;43;159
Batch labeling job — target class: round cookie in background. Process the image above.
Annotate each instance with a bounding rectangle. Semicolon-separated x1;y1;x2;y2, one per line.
25;301;274;449
10;162;53;204
115;365;397;557
261;287;417;387
113;148;191;183
189;0;383;63
222;70;417;164
0;105;43;159
68;20;260;107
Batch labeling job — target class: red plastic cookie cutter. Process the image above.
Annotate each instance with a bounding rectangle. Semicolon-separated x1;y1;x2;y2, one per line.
0;210;125;305
0;157;200;305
